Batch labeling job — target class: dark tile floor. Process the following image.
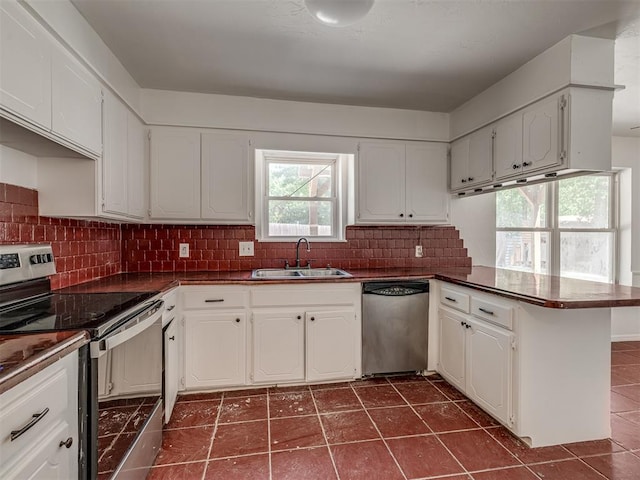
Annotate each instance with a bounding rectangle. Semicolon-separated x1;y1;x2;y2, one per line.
149;341;640;479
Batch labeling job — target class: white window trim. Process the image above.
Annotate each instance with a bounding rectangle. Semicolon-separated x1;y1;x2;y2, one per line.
496;172;618;282
255;149;349;242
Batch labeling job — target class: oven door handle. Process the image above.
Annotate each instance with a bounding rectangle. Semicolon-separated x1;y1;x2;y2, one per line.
90;301;163;358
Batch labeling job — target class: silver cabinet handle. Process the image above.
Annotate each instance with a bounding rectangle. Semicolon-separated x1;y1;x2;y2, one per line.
205;299;224;303
478;307;494;315
11;408;49;441
166;305;175;311
444;296;457;302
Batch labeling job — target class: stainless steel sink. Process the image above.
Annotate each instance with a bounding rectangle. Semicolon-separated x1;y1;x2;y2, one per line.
251;268;352;279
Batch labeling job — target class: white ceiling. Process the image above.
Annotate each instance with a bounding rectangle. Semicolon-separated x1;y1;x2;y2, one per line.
71;0;640;136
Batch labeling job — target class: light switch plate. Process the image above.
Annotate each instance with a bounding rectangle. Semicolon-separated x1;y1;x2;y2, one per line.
239;241;255;256
179;243;189;258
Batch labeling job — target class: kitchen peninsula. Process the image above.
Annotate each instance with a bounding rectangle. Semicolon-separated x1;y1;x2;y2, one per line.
55;266;640;448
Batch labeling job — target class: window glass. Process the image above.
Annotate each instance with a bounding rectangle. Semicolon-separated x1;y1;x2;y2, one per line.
268;200;333;237
558;175;610;228
268;162;334;198
496;231;550;274
560;232;613;282
496;184;547;228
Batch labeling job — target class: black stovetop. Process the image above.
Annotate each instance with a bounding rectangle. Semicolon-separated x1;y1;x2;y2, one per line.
0;291;157;337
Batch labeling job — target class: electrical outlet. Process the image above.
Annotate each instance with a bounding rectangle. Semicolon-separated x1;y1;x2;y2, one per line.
179;243;189;258
239;241;254;257
415;245;423;258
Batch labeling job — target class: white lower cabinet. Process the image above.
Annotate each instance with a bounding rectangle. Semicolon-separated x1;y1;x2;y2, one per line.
252;310;305;383
184;311;247;389
164;318;179;423
0;350;78;480
437;283;515;427
305;309;357;382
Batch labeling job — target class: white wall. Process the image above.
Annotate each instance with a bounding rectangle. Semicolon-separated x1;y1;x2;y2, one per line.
141;89;450;142
449;192;496;266
0;146;38;189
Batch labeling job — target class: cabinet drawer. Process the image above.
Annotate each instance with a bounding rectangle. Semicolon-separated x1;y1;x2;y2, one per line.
440;287;470;313
471;297;513;330
0;356;73;470
182;287;248;310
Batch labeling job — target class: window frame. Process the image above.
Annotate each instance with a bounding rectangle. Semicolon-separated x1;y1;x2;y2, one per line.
255;149;348;242
496;172;618;282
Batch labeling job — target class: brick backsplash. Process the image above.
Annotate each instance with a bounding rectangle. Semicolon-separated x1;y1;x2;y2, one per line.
0;182;471;287
122;224;471;272
0;183;121;289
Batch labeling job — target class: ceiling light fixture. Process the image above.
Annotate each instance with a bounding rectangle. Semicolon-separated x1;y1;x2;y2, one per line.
304;0;374;27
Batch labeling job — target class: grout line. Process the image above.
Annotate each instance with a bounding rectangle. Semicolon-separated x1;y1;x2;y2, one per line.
200;395;224;480
309;386;341;480
351;383;409;480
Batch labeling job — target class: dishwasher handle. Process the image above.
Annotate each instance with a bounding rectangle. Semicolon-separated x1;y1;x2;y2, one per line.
362;281;429;296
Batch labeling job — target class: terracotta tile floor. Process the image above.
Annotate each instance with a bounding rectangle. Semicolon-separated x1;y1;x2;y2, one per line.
149;341;640;479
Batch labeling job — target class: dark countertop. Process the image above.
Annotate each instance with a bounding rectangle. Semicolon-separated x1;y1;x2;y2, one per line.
55;266;640;309
0;331;88;395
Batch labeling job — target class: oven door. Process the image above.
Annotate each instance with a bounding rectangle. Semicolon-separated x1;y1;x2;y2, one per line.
90;300;164;480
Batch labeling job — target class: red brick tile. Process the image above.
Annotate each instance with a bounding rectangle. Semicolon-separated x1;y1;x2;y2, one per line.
394;382;448;405
434;381;468;401
321;410;380;444
582;452;640;480
563;439;625;457
472;466;538;479
205;454;269;480
210;420;268;458
439;429;519;471
271;447;337;480
611;414;640;450
488;427;574;464
387;435;464;478
154;426;213;465
331;440;404;480
269;391;316;418
613;384;640;403
414;403;479;433
218;395;268;423
529;459;607;480
270;416;325;451
368;406;431;437
147;462;206;480
353;385;407;408
313;388;362;413
166;400;220;429
612;390;640;413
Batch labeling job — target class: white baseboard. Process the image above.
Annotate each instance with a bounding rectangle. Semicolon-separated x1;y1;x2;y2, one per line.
611;334;640;342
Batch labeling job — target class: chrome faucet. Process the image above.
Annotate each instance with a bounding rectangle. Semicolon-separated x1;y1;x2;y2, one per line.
295;237;310;268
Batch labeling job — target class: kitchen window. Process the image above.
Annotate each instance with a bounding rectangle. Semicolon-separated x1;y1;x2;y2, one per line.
255;149;350;241
496;173;617;283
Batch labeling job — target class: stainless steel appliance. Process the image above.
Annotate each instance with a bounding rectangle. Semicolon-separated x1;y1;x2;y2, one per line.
362;280;429;375
0;245;163;480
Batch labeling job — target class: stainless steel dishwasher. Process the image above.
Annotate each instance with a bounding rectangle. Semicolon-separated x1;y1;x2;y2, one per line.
362;280;429;376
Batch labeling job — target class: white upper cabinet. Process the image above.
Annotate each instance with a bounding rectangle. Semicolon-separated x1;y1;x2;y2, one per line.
201;132;252;222
449;125;493;191
494;113;524;181
358;140;449;224
150;127;201;219
405;142;449;223
0;1;52;129
51;46;102;156
150;127;252;222
127;111;146;218
522;94;562;173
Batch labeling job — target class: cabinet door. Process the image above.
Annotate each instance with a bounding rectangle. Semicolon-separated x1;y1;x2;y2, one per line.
150;128;201;219
5;422;75;480
357;142;405;222
0;1;51;129
438;308;466;391
466;126;494;187
127;111;146;218
253;311;304;383
201;132;252;222
306;309;356;382
164;319;179;423
449;136;470;191
522;95;561;173
405;142;449;223
51;47;102;155
465;318;512;424
102;90;128;216
184;312;246;388
494;113;524;180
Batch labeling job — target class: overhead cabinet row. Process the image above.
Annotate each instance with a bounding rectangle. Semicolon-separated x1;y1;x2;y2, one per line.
0;0;102;157
449;87;613;194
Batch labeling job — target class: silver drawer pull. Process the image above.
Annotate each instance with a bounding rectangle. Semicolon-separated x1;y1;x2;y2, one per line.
10;408;49;441
478;307;494;315
205;299;224;303
444;296;457;302
166;305;175;311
